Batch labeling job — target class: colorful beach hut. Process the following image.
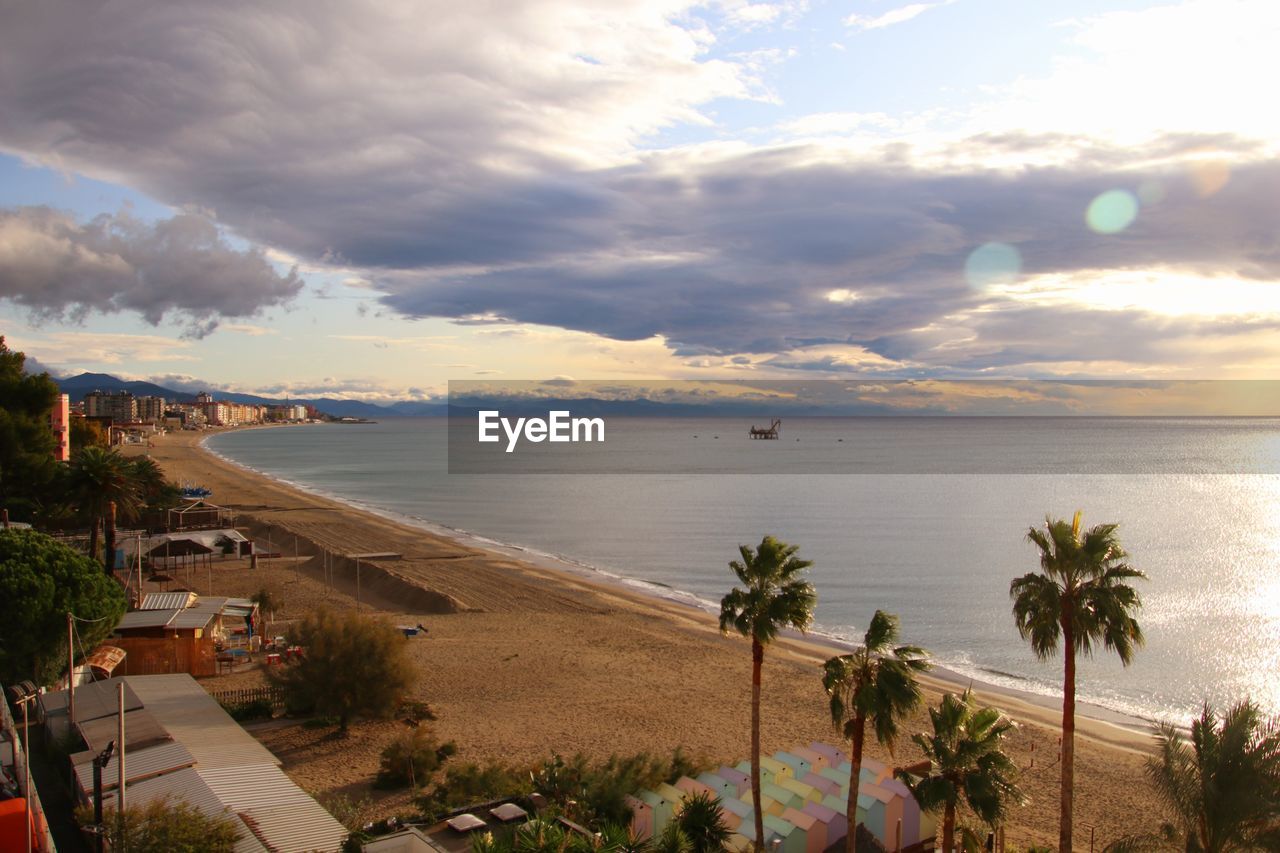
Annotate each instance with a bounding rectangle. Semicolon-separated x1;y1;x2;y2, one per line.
776;776;823;805
759;755;793;783
638;789;674;837
800;771;840;798
790;746;831;772
773;750;812;777
698;771;741;801
675;776;716;800
762;814;806;853
809;742;847;766
720;796;754;830
802;800;847;847
855;790;886;842
860;783;900;848
761;781;800;812
716;766;752;798
625;794;653;840
782;807;825;853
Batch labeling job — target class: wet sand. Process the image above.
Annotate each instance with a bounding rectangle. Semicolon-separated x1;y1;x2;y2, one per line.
131;425;1165;849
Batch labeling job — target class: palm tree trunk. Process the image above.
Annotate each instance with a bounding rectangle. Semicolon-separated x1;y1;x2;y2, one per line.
104;499;117;573
942;801;955;853
88;517;101;570
846;713;865;853
1060;614;1076;853
751;639;765;853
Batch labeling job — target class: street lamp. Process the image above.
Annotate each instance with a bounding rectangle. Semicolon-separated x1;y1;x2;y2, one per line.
91;739;116;853
7;680;38;853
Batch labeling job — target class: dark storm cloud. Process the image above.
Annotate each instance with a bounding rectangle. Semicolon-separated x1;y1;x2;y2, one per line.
0;208;302;334
2;1;1278;367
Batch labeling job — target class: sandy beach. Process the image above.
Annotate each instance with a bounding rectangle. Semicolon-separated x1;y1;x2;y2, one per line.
129;425;1165;850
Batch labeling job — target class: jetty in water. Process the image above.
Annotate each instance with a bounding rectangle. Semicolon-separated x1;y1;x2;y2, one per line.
749;418;782;440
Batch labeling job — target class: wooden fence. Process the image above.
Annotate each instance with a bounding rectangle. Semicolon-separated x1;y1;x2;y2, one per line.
209;686;288;712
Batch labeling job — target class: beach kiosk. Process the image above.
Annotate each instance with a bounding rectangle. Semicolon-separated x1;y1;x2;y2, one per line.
802;800;846;847
626;794;654;840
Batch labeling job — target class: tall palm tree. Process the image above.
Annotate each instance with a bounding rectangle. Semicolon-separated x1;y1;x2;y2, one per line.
898;689;1023;853
822;610;931;853
720;535;817;853
1009;512;1145;853
1108;701;1280;852
68;446;142;572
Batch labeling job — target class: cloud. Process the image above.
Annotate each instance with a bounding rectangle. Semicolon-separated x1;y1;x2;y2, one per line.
844;1;955;32
219;323;278;336
6;331;198;367
0;208;302;334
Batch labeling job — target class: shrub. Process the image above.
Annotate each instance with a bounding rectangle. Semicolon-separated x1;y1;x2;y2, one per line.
416;763;533;822
75;796;241;852
266;607;415;732
376;727;457;789
222;698;274;722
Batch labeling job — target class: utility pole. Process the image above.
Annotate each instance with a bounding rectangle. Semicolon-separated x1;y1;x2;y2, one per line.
117;683;126;822
67;613;75;724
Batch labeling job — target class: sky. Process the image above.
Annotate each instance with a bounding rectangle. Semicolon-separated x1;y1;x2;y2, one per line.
1;0;1278;403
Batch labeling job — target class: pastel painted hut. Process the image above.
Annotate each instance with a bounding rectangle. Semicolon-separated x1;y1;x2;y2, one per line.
776;776;823;805
639;789;674;836
759;755;793;783
716;766;752;798
772;750;812;777
809;742;847;765
878;775;922;846
790;745;831;772
726;833;753;853
802;800;847;847
860;783;900;848
698;771;741;801
675;775;716;800
856;790;886;842
762;814;806;853
781;806;825;853
761;781;801;812
720;796;754;830
655;782;689;809
818;765;849;790
821;793;847;816
625;794;653;840
800;771;840;798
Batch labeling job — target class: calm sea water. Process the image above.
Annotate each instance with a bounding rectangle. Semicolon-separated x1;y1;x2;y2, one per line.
208;418;1280;725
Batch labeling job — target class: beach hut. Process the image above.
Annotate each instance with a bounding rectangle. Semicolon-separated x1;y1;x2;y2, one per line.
655;783;689;810
781;806;825;853
802;800;846;847
761;782;800;811
715;766;752;798
720;796;754;830
675;776;716;801
638;790;674;836
726;834;753;853
790;746;831;772
697;772;740;802
800;771;840;798
762;815;806;853
626;795;653;840
859;784;898;847
878;775;922;846
819;765;849;790
776;776;823;805
821;793;848;820
759;755;793;783
809;742;847;766
773;750;812;777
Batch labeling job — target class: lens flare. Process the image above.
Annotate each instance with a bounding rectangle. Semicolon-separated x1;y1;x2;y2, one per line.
1086;189;1139;234
964;242;1022;289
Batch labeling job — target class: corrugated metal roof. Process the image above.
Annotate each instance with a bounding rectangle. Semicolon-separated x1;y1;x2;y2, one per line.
140;591;197;610
169;609;217;630
38;678;144;723
200;764;348;853
73;739;196;793
76;708;170;756
116;609;180;631
122;675;279;768
106;767;266;853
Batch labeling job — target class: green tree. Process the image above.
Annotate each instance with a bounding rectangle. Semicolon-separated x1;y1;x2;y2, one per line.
267;607;415;733
0;336;60;522
1009;512;1145;853
719;535;816;853
898;689;1023;853
675;791;731;853
70;416;109;452
129;455;181;510
67;445;142;570
0;528;127;686
822;610;931;853
1107;701;1280;852
78;796;242;853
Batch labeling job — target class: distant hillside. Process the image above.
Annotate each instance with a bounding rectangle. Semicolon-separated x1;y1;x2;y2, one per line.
54;372;448;417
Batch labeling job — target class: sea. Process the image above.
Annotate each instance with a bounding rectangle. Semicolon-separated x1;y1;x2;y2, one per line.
207;417;1280;727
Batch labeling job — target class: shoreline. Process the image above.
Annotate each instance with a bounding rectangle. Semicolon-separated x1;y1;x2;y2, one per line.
134;424;1163;848
200;423;1158;744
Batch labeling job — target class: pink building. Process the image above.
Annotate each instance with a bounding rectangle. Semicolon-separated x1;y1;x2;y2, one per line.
50;393;70;461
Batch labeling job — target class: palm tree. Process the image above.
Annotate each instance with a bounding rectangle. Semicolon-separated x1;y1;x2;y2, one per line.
720;535;817;853
822;610;931;853
1009;512;1145;853
898;689;1023;853
68;446;142;572
1107;701;1280;852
